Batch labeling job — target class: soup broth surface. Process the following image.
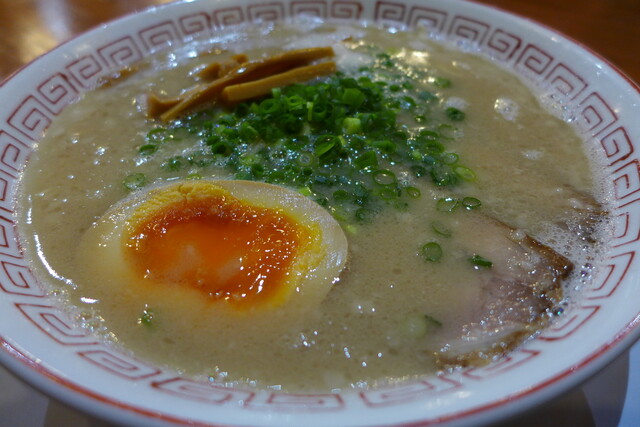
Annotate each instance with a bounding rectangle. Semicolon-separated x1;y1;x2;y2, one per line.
16;21;607;392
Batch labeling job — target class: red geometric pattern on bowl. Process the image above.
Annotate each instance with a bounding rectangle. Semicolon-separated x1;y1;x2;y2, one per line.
601;126;634;167
0;173;14;214
0;215;21;256
358;376;462;407
65;54;104;89
611;202;640;248
291;0;327;18
7;95;53;142
152;377;256;405
374;1;406;24
97;36;143;69
514;44;553;77
579;92;618;137
212;6;246;27
484;29;521;61
258;393;344;411
461;349;540;380
544;63;588;100
448;15;491;44
539;305;600;341
36;73;80;115
0;130;30;178
15;303;99;345
330;1;363;19
0;0;637;422
247;3;286;22
178;12;212;38
611;159;640;201
77;349;162;380
586;252;634;299
138;21;181;53
406;6;448;32
289;0;363;19
0;260;43;297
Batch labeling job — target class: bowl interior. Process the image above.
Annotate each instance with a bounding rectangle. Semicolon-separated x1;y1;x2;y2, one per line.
1;0;640;426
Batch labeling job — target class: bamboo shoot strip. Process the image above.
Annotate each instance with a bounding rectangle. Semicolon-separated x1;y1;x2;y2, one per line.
196;53;249;81
146;93;181;118
150;47;335;121
221;61;338;104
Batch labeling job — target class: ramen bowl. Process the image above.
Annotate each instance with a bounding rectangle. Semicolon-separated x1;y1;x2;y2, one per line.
1;0;639;426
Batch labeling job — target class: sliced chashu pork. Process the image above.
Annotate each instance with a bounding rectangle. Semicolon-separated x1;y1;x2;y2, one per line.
428;211;572;367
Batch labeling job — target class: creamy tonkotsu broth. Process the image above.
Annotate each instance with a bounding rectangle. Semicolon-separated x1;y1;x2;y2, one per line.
16;22;607;392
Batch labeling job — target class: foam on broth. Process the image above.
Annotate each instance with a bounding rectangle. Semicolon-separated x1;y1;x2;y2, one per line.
15;21;609;392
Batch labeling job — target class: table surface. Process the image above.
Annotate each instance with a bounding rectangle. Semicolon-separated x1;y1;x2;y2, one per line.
0;0;639;426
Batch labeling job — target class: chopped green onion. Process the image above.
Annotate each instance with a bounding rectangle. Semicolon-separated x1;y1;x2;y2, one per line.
126;49;472;227
431;221;452;237
424;314;443;327
239;122;259;141
138;144;157;156
306;101;314;121
315;139;336;157
332;189;350;201
286;94;306;111
342;88;365;108
446;107;466;121
469;254;492;268
420;242;443;262
343;117;362;134
372;169;396;186
462;197;482;210
418;90;437;101
259;98;281;115
441;152;459;165
354;207;373;223
354;151;378;169
403;314;429;338
372;139;396;153
210;141;232;156
437;123;456;139
298;186;313;197
436;197;458;213
379;187;401;200
405;186;421;198
138;308;155;327
432;77;451;88
123;173;147;191
454;165;476;181
163;156;188;171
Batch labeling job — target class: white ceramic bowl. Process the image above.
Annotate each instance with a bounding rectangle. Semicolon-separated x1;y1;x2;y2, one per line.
1;0;639;425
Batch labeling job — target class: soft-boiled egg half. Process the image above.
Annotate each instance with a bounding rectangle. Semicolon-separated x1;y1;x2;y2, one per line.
77;180;348;313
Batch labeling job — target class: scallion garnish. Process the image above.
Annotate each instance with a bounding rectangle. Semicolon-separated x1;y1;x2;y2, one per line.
138;308;155;327
431;221;452;237
126;46;478;226
424;314;443;327
462;197;482;210
436;197;459;213
123;173;147;191
446;107;466;121
469;254;493;268
420;242;443;262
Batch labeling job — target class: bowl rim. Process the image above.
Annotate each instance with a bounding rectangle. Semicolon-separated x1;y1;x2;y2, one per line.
1;0;640;426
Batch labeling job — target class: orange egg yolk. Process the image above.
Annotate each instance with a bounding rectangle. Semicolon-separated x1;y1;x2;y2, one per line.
125;195;305;309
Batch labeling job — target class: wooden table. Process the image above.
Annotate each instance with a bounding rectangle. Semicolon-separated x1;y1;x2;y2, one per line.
0;0;638;425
